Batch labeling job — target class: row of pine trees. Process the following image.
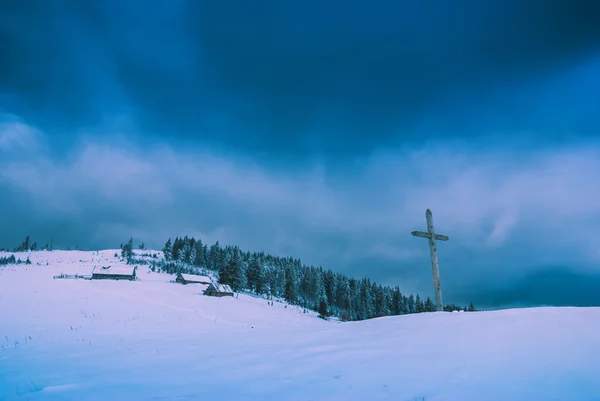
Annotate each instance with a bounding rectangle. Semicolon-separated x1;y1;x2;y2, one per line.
3;235;476;321
0;255;31;266
157;236;476;321
2;235;49;252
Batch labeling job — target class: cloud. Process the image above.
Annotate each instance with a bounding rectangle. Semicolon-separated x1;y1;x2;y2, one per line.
1;118;600;308
487;212;519;247
1;1;600;157
0;114;43;152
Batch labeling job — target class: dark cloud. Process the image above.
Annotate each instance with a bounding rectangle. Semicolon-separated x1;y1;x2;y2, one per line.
2;0;600;156
188;0;600;149
0;1;117;132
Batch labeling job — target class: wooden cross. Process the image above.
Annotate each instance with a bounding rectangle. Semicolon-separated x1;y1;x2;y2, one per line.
411;209;448;311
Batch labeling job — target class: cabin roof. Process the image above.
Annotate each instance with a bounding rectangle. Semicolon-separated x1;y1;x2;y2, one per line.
206;283;233;293
92;265;136;276
178;273;212;283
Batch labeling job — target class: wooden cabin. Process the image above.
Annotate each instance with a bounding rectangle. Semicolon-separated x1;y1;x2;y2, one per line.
91;265;136;281
175;273;212;285
203;283;234;297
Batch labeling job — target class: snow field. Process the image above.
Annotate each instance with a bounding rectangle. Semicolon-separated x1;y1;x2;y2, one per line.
1;250;599;400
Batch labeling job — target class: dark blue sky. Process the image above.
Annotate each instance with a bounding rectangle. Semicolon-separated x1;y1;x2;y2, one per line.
1;0;600;308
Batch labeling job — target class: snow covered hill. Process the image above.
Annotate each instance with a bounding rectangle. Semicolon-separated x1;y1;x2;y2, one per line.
1;250;599;400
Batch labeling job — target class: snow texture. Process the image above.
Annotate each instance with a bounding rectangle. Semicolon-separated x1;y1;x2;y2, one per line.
1;250;599;400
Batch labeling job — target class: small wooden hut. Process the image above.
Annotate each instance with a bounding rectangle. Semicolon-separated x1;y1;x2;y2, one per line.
175;273;212;285
91;265;136;281
204;283;234;297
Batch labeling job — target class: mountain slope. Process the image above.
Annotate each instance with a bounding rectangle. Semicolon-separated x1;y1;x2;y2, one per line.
1;250;599;401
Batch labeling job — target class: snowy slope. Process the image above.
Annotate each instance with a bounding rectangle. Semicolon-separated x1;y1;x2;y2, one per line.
1;250;600;401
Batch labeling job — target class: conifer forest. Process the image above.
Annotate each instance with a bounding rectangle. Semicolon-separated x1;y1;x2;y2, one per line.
148;236;476;321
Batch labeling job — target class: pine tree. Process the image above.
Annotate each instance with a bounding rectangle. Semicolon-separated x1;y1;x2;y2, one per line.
218;257;230;287
232;248;247;291
181;242;192;264
179;236;191;263
193;239;206;266
246;254;265;295
188;243;197;266
171;237;182;261
323;269;336;307
408;294;416;314
264;267;275;299
178;249;186;265
374;283;385;317
360;279;375;319
401;295;409;314
392;287;401;315
277;264;286;297
163;239;172;261
308;267;326;310
349;278;360;320
425;297;435;312
209;241;222;271
284;264;299;304
217;246;227;273
336;275;352;313
299;266;311;307
468;302;476;312
416;294;423;313
220;247;246;291
318;299;329;318
121;238;134;263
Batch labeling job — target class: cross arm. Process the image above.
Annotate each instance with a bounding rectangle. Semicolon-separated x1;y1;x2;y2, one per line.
411;231;449;241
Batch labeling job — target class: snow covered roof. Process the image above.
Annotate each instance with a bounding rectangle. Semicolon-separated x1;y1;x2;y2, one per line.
206;283;233;293
92;265;136;276
178;273;212;283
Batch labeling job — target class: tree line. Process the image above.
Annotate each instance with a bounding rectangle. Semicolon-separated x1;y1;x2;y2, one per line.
0;255;31;266
153;236;476;321
1;236;51;252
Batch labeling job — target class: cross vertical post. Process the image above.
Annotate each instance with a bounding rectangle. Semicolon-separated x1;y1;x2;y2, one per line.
411;209;448;311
